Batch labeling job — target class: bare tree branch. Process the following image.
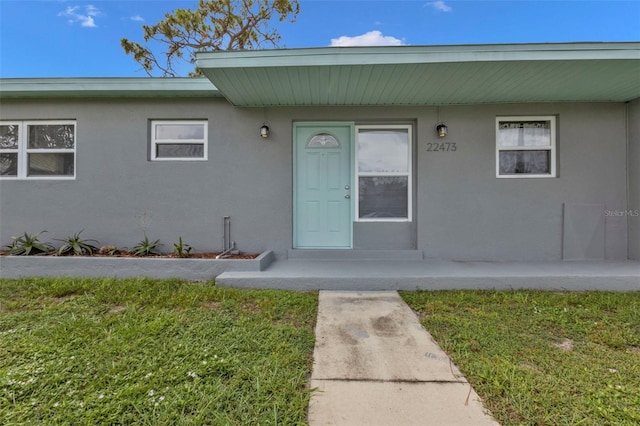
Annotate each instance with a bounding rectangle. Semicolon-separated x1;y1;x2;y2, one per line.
121;0;299;77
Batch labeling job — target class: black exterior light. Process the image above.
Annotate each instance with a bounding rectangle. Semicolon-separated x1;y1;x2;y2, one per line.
436;123;448;138
260;124;270;138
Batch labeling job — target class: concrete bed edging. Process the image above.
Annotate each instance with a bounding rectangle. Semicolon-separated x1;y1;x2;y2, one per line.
0;250;275;280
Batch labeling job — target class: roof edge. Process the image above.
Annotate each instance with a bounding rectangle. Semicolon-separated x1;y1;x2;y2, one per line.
0;77;221;99
197;42;640;69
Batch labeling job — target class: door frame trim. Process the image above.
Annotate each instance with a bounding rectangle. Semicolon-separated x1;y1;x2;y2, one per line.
293;121;355;249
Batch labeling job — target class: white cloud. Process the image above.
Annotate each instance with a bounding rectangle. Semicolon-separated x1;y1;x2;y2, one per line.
330;31;404;47
59;5;100;28
129;15;144;22
427;1;452;12
81;16;96;28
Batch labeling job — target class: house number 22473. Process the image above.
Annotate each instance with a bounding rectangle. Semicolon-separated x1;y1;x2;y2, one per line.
426;142;457;152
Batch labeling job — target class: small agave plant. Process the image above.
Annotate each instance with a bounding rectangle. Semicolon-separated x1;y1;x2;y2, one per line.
131;235;163;257
6;231;53;256
55;230;99;256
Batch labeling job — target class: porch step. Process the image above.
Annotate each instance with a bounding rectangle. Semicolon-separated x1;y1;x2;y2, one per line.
215;259;640;291
287;249;423;261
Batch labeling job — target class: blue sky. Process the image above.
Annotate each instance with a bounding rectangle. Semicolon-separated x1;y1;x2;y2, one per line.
0;0;638;78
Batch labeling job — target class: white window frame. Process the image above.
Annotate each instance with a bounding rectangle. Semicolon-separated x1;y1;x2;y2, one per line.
0;120;76;180
355;124;413;222
150;120;208;161
496;115;556;178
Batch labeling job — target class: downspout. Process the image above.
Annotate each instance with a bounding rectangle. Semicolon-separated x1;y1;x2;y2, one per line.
625;102;630;260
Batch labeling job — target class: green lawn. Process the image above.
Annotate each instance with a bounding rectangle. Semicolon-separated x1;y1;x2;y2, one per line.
0;278;317;425
3;279;639;425
402;290;640;426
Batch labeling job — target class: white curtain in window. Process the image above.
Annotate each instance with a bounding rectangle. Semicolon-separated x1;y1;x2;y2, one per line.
498;122;550;147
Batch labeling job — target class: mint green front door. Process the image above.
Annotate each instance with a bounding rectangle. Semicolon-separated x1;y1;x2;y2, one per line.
294;123;353;248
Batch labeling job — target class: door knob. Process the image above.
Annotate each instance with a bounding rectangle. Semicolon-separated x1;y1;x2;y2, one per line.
345;194;351;199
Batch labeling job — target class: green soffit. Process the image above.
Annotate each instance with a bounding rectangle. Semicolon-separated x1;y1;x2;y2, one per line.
196;42;640;107
1;43;638;106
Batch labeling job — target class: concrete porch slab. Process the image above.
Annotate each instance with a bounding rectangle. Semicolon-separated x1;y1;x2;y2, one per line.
216;259;640;291
287;249;424;261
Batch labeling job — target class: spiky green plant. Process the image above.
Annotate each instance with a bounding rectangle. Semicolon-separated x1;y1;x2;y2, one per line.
131;236;162;257
6;231;53;255
172;236;192;258
55;230;99;256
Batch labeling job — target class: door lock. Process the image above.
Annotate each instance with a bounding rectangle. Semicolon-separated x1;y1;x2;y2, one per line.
345;185;350;190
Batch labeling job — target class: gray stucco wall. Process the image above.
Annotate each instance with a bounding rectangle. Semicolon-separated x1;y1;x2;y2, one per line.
416;103;628;261
0;98;291;257
0;99;630;261
628;99;640;261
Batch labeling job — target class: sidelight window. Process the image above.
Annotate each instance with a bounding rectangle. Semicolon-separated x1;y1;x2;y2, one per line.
356;125;412;221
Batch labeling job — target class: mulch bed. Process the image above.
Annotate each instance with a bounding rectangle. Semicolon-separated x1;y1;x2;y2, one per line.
0;251;260;260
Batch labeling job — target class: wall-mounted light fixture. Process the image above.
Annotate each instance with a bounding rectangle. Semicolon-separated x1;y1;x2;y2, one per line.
260;124;270;139
436;123;448;138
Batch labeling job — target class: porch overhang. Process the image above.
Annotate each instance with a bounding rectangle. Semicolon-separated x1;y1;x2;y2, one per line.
196;42;640;107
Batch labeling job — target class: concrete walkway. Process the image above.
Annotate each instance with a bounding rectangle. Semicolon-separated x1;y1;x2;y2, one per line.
308;291;499;426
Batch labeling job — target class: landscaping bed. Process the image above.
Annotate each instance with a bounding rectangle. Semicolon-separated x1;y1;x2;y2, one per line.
0;251;274;280
0;251;260;259
1;230;273;279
